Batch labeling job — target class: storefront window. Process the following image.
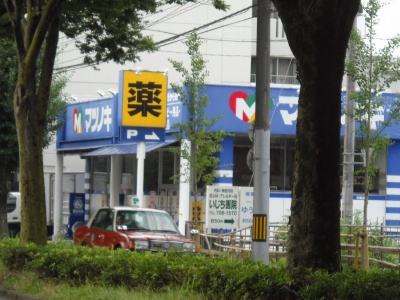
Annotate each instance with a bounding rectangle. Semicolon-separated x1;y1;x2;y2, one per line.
92;156;109;194
144;151;158;193
233;136;295;191
340;137;387;195
161;149;176;185
92;156;108;173
270;137;285;190
233;136;387;195
344;146;386;195
90;148;180;196
233;146;253;186
121;155;135;195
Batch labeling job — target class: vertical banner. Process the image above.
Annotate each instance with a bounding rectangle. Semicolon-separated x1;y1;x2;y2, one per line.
67;193;85;239
239;187;254;228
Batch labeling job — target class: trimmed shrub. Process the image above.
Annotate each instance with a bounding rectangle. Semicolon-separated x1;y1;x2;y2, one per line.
0;238;399;299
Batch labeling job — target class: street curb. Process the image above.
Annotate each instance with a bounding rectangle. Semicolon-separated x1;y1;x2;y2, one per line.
0;286;42;300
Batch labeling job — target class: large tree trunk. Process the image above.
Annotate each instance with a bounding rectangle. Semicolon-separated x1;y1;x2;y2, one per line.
8;0;64;245
16;89;48;245
272;0;360;272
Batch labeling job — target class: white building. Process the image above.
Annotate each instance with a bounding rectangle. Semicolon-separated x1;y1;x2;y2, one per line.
57;1;297;98
45;1;400;235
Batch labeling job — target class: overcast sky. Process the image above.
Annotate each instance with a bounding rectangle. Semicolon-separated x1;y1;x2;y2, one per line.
373;0;399;52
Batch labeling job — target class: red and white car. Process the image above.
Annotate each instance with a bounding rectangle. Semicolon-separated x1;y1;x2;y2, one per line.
74;207;199;253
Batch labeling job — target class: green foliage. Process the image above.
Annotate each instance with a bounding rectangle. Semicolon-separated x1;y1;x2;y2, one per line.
1;239;400;299
346;0;400;188
0;38;18;181
43;69;69;148
58;0;228;67
300;268;400;299
0;38;68;154
0;38;18;152
1;0;229;69
340;210;400;264
0;239;294;299
274;224;289;241
2;0;228;245
34;44;70;149
345;3;400;269
168;33;233;193
0;4;12;39
0;238;40;269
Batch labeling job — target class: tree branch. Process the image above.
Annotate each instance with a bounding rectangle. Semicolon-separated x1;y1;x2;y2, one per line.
3;0;25;58
37;4;62;125
25;0;65;72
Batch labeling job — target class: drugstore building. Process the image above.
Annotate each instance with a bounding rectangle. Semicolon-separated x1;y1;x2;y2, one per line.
56;70;400;234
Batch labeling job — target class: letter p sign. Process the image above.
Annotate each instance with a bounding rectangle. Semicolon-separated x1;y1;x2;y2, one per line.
127;129;138;139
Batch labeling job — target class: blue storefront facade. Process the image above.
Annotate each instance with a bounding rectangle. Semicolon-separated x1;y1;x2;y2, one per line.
56;70;400;230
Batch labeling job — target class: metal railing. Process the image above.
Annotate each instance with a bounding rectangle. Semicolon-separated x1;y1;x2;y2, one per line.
196;223;400;267
197;223;288;258
250;74;298;85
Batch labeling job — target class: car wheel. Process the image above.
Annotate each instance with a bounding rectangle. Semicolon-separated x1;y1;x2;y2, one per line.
8;225;20;238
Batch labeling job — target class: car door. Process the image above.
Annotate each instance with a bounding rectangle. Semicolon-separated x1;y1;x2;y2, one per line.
86;209;114;247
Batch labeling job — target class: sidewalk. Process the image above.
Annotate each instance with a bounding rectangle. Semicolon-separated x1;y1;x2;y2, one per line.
0;286;42;300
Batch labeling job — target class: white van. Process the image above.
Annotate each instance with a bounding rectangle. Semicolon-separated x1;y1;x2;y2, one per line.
7;192;21;236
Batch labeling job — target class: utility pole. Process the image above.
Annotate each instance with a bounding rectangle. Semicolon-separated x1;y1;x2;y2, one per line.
252;0;270;264
342;16;358;224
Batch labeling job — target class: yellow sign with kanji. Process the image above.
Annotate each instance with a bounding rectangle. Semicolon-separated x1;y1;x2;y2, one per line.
122;71;167;128
191;202;203;222
191;201;203;232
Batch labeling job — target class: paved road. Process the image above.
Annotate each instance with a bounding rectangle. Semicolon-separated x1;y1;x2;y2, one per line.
0;287;41;300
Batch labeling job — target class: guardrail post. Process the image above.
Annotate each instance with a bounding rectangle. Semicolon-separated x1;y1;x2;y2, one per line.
354;231;360;269
347;223;352;265
380;223;383;261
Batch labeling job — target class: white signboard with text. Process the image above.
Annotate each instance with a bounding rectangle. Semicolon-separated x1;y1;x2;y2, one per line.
239;187;254;228
206;186;239;231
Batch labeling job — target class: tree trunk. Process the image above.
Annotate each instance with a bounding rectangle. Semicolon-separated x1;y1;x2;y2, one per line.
272;0;360;272
11;2;64;245
16;91;48;244
361;110;372;271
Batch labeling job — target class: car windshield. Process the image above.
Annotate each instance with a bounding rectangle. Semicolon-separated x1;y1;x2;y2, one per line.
7;195;17;213
116;210;179;233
